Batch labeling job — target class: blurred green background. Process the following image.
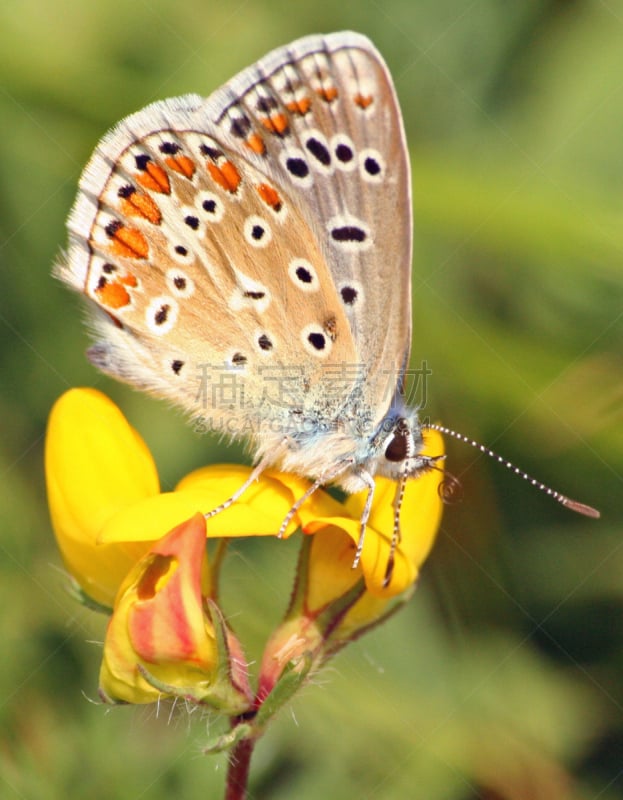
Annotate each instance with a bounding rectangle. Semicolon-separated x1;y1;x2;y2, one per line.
1;0;622;797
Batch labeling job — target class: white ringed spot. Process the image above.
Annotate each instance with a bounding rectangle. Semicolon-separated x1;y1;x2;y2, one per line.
180;206;205;238
358;148;385;184
338;280;363;308
196;191;225;222
327;214;372;252
288;258;319;293
243;215;272;248
280;148;313;188
230;268;271;313
146;296;179;335
168;241;194;266
330;134;357;172
165;357;185;377
166;269;195;298
303;129;333;175
301;323;332;358
253;330;276;356
226;350;248;371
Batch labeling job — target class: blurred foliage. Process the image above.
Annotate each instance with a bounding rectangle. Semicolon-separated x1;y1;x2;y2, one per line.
1;0;622;797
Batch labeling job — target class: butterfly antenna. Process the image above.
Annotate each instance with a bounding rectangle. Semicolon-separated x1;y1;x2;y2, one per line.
425;423;600;519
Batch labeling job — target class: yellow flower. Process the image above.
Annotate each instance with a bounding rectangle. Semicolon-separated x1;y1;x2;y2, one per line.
46;388;444;714
46;388;444;608
102;457;443;599
99;513;252;708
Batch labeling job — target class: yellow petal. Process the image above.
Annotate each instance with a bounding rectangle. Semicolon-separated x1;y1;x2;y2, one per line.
303;512;417;597
45;388;160;606
303;527;363;612
100;466;304;544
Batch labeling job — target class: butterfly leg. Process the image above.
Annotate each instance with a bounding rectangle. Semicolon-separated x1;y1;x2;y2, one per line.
352;470;376;569
204;454;275;521
277;476;325;539
278;458;355;539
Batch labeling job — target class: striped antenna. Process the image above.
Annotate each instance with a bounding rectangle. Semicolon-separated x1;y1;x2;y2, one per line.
425;423;600;519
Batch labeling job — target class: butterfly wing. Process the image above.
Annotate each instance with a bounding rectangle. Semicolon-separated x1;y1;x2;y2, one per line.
201;31;413;429
57;32;410;463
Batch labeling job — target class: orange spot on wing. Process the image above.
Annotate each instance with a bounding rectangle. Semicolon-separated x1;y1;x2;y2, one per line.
260;113;289;135
118;273;138;288
95;281;131;309
165;155;196;179
120;192;162;225
354;93;373;109
108;225;149;259
136;162;171;194
286;97;311;115
245;132;266;155
315;86;338;102
207;160;241;193
256;183;282;212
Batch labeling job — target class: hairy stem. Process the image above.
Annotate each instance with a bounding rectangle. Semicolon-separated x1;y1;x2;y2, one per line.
224;736;255;800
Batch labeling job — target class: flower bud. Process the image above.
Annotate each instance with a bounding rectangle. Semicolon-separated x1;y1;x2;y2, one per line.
100;513;252;712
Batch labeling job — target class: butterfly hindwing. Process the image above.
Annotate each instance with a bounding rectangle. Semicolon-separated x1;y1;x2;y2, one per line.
204;32;413;427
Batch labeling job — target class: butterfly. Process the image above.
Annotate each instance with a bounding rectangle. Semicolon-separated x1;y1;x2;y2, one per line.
57;31;598;580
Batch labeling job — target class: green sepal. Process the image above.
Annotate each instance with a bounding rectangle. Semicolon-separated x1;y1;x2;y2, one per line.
206;598;246;695
66;575;113;614
283;529;312;619
254;652;313;731
314;576;366;638
134;663;251;715
203;721;254;754
325;583;415;658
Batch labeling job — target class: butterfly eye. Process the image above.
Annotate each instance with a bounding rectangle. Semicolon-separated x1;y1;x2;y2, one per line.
384;419;411;462
384;434;407;462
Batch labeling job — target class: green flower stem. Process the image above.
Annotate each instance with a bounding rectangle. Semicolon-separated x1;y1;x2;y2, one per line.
224;734;255;800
